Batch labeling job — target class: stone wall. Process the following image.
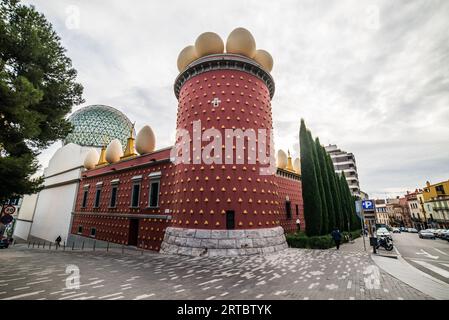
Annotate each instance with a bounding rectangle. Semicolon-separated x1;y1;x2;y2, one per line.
160;226;287;257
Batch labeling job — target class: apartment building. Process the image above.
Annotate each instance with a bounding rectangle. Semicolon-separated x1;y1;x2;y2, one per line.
325;144;361;198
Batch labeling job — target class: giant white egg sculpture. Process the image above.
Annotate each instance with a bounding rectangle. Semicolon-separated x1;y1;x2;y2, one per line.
105;139;123;163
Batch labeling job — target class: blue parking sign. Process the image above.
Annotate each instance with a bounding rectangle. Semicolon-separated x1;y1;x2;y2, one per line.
362;200;374;210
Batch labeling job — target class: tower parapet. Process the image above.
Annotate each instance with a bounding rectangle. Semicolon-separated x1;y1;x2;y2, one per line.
174;53;275;100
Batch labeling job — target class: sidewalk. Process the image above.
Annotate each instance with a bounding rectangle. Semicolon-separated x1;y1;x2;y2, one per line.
371;254;449;300
1;243;431;300
340;236;449;300
339;235;369;253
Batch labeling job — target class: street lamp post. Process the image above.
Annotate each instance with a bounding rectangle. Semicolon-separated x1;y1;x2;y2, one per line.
361;209;366;252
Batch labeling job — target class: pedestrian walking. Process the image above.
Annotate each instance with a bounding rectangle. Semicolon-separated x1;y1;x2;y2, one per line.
331;227;342;250
55;235;62;248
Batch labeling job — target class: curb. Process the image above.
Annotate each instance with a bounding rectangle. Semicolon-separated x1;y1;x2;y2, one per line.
372;253;398;259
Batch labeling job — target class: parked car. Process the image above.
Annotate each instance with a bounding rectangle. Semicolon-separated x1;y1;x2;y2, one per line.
418;229;436;239
440;230;449;240
400;227;407;232
376;227;392;240
435;229;447;238
408;228;418;233
392;227;401;233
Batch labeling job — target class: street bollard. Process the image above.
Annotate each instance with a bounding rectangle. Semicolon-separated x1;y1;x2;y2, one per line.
43;242;45;249
81;241;85;251
93;240;96;252
121;244;124;254
32;242;35;248
71;242;75;251
63;241;66;251
37;242;40;248
49;242;52;250
370;236;377;254
28;242;30;248
107;241;109;252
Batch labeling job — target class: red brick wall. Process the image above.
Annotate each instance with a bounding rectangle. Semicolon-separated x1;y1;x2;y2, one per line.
171;69;282;230
275;174;304;234
136;218;168;251
71;214;130;244
72;149;176;250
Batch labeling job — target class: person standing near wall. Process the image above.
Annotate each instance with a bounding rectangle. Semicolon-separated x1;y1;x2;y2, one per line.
331;227;342;250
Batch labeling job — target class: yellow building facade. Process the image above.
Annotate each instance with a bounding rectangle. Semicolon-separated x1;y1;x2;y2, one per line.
422;180;449;228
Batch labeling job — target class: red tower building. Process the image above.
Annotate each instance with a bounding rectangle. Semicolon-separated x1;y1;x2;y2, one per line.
161;35;297;255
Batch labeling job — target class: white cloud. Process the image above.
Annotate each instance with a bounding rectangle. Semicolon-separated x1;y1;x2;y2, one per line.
27;0;449;198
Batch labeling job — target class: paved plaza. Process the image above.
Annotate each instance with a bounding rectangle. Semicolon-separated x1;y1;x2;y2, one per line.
0;239;432;300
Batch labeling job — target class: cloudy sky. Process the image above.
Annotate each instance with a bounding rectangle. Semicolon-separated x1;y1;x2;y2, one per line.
26;0;449;199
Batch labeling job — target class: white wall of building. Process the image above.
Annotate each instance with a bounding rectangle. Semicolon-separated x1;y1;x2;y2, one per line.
13;193;39;240
16;193;38;221
13;220;33;240
29;182;79;243
26;143;91;243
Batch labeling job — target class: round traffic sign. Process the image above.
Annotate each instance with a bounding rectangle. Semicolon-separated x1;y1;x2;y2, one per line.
2;205;16;215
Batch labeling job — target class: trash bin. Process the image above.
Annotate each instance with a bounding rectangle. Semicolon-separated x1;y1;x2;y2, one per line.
369;237;378;247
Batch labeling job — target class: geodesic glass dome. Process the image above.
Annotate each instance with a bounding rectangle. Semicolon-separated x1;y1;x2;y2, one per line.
64;105;134;148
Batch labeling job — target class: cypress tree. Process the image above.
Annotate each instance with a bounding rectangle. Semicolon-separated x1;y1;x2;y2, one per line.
308;131;328;235
342;187;358;231
326;153;343;230
350;196;360;231
316;138;335;234
339;173;350;231
299;119;322;236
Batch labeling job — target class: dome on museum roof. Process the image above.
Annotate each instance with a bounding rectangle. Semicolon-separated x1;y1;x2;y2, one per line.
64;104;134;149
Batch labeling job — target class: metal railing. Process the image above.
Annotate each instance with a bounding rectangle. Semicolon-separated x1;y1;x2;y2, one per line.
24;240;148;256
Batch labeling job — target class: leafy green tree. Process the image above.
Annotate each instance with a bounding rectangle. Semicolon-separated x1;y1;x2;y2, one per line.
340;176;359;231
339;173;351;231
0;0;83;201
326;153;343;230
299;119;322;236
316;138;335;234
309;134;328;235
350;195;361;230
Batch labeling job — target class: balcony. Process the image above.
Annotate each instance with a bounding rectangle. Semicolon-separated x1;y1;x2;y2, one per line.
333;160;356;166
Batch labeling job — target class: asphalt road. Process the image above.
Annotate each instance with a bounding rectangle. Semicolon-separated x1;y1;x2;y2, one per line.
392;232;449;284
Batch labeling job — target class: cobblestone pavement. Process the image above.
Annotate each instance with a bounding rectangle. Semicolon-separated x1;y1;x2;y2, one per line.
0;243;432;300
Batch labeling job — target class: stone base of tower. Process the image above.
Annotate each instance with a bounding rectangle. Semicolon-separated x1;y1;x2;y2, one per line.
160;226;288;257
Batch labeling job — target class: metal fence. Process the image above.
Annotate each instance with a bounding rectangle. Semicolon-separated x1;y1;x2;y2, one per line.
24;240;148;256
